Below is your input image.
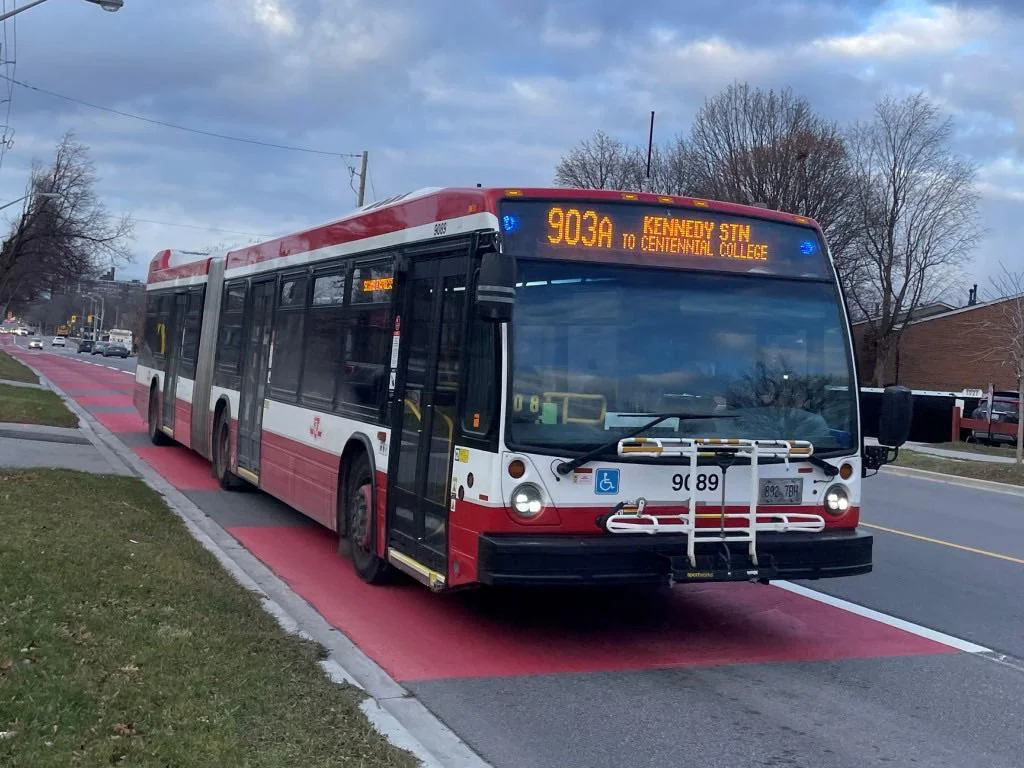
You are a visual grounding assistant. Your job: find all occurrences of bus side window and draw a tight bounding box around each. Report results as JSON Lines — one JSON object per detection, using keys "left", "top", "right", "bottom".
{"left": 216, "top": 282, "right": 246, "bottom": 373}
{"left": 462, "top": 318, "right": 497, "bottom": 436}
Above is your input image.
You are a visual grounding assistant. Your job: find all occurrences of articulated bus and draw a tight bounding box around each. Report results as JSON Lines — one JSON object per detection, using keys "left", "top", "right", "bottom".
{"left": 136, "top": 187, "right": 912, "bottom": 592}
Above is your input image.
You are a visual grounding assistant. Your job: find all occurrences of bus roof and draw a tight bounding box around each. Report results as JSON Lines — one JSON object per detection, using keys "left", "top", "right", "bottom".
{"left": 147, "top": 187, "right": 824, "bottom": 284}
{"left": 146, "top": 248, "right": 217, "bottom": 287}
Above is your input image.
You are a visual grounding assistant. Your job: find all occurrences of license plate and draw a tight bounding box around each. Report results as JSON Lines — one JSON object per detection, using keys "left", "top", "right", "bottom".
{"left": 758, "top": 478, "right": 803, "bottom": 505}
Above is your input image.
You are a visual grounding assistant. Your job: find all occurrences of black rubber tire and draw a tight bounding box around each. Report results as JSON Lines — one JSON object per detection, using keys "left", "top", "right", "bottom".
{"left": 344, "top": 453, "right": 390, "bottom": 584}
{"left": 212, "top": 414, "right": 244, "bottom": 491}
{"left": 147, "top": 387, "right": 171, "bottom": 446}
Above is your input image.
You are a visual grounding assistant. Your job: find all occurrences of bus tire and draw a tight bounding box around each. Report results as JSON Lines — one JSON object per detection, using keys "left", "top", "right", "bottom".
{"left": 212, "top": 414, "right": 243, "bottom": 491}
{"left": 344, "top": 452, "right": 390, "bottom": 584}
{"left": 147, "top": 387, "right": 171, "bottom": 446}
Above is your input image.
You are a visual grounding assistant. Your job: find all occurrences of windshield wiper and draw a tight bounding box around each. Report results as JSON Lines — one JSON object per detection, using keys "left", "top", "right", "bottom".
{"left": 554, "top": 412, "right": 737, "bottom": 476}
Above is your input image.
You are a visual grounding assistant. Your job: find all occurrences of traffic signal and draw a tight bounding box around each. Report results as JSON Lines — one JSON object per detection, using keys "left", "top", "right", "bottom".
{"left": 87, "top": 314, "right": 93, "bottom": 324}
{"left": 70, "top": 315, "right": 77, "bottom": 323}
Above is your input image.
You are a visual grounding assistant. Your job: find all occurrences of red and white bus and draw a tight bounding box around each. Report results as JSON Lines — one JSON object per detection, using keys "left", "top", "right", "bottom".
{"left": 135, "top": 186, "right": 912, "bottom": 591}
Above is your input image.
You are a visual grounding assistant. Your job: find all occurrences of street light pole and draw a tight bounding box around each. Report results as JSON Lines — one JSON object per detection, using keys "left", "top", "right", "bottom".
{"left": 0, "top": 0, "right": 124, "bottom": 23}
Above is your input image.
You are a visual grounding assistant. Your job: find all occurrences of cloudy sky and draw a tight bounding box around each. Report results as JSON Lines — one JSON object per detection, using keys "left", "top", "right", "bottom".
{"left": 0, "top": 0, "right": 1020, "bottom": 294}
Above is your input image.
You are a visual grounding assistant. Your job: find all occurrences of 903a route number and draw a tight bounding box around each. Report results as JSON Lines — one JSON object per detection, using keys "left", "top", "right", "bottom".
{"left": 672, "top": 471, "right": 720, "bottom": 493}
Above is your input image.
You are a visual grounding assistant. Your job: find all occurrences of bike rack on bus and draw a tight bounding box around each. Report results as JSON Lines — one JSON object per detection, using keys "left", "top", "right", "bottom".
{"left": 602, "top": 437, "right": 826, "bottom": 569}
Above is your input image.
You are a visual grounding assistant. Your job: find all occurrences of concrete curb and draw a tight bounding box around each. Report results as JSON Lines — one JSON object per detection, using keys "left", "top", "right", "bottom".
{"left": 882, "top": 464, "right": 1024, "bottom": 498}
{"left": 0, "top": 377, "right": 46, "bottom": 389}
{"left": 12, "top": 350, "right": 491, "bottom": 768}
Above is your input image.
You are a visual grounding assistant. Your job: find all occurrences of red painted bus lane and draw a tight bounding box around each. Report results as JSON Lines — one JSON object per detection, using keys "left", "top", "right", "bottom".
{"left": 229, "top": 523, "right": 956, "bottom": 683}
{"left": 9, "top": 347, "right": 960, "bottom": 686}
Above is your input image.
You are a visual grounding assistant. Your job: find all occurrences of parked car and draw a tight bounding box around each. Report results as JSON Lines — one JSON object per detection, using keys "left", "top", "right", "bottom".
{"left": 51, "top": 336, "right": 66, "bottom": 347}
{"left": 969, "top": 396, "right": 1020, "bottom": 445}
{"left": 102, "top": 341, "right": 130, "bottom": 358}
{"left": 27, "top": 337, "right": 43, "bottom": 350}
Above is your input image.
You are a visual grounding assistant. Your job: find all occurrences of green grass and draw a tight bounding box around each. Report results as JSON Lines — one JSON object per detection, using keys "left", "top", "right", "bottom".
{"left": 0, "top": 384, "right": 78, "bottom": 428}
{"left": 0, "top": 470, "right": 417, "bottom": 768}
{"left": 893, "top": 449, "right": 1024, "bottom": 487}
{"left": 0, "top": 350, "right": 37, "bottom": 384}
{"left": 929, "top": 440, "right": 1020, "bottom": 457}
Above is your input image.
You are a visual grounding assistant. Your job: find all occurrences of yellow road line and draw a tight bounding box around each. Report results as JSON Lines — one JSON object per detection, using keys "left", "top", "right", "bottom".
{"left": 862, "top": 522, "right": 1024, "bottom": 565}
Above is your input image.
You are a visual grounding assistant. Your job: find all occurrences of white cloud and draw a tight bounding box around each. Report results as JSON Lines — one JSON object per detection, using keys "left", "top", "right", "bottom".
{"left": 812, "top": 4, "right": 999, "bottom": 59}
{"left": 249, "top": 0, "right": 298, "bottom": 36}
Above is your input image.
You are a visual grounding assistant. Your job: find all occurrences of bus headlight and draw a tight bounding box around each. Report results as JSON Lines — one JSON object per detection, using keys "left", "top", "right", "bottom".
{"left": 510, "top": 483, "right": 544, "bottom": 518}
{"left": 823, "top": 483, "right": 850, "bottom": 516}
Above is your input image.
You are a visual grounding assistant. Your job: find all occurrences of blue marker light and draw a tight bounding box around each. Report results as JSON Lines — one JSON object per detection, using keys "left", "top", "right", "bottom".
{"left": 502, "top": 214, "right": 520, "bottom": 233}
{"left": 800, "top": 240, "right": 817, "bottom": 255}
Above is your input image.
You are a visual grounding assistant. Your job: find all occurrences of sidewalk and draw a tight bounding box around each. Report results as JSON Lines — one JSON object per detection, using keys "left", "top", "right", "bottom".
{"left": 866, "top": 437, "right": 1017, "bottom": 464}
{"left": 0, "top": 373, "right": 134, "bottom": 476}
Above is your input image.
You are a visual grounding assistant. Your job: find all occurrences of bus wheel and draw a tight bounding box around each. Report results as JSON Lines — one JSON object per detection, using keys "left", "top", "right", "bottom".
{"left": 147, "top": 388, "right": 170, "bottom": 446}
{"left": 345, "top": 454, "right": 390, "bottom": 584}
{"left": 212, "top": 415, "right": 243, "bottom": 491}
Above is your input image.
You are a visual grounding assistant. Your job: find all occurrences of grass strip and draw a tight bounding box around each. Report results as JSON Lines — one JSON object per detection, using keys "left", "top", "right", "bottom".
{"left": 0, "top": 350, "right": 37, "bottom": 384}
{"left": 0, "top": 469, "right": 417, "bottom": 768}
{"left": 0, "top": 384, "right": 78, "bottom": 428}
{"left": 928, "top": 440, "right": 1021, "bottom": 458}
{"left": 894, "top": 449, "right": 1024, "bottom": 487}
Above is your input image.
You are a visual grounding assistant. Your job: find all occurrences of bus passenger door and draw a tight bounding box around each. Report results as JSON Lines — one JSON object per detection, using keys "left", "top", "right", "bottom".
{"left": 387, "top": 255, "right": 467, "bottom": 584}
{"left": 161, "top": 292, "right": 188, "bottom": 432}
{"left": 236, "top": 278, "right": 275, "bottom": 479}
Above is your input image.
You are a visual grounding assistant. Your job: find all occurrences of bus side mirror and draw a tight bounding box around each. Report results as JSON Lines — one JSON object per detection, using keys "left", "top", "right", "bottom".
{"left": 476, "top": 251, "right": 515, "bottom": 323}
{"left": 878, "top": 385, "right": 913, "bottom": 448}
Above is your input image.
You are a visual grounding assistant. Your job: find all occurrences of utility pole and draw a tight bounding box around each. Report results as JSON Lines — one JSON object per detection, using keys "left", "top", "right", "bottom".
{"left": 645, "top": 110, "right": 655, "bottom": 182}
{"left": 356, "top": 150, "right": 368, "bottom": 206}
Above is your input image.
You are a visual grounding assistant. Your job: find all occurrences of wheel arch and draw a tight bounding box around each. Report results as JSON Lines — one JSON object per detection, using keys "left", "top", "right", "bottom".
{"left": 336, "top": 433, "right": 379, "bottom": 537}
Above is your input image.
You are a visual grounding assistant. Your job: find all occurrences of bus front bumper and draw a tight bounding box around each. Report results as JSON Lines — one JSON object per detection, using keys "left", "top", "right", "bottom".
{"left": 476, "top": 529, "right": 872, "bottom": 587}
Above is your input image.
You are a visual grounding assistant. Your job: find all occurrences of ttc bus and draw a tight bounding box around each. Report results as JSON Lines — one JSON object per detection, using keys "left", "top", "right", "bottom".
{"left": 135, "top": 187, "right": 911, "bottom": 591}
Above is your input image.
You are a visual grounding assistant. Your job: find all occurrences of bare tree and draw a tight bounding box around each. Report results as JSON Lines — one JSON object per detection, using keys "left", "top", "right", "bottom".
{"left": 0, "top": 131, "right": 134, "bottom": 317}
{"left": 681, "top": 82, "right": 858, "bottom": 265}
{"left": 553, "top": 129, "right": 648, "bottom": 191}
{"left": 969, "top": 264, "right": 1024, "bottom": 463}
{"left": 845, "top": 92, "right": 980, "bottom": 386}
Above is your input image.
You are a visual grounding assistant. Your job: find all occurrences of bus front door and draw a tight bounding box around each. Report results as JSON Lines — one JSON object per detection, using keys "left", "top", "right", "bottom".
{"left": 161, "top": 292, "right": 188, "bottom": 432}
{"left": 236, "top": 279, "right": 275, "bottom": 481}
{"left": 388, "top": 254, "right": 467, "bottom": 586}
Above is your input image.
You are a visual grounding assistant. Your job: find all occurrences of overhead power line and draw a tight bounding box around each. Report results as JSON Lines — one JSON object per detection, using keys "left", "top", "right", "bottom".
{"left": 0, "top": 74, "right": 361, "bottom": 158}
{"left": 131, "top": 217, "right": 272, "bottom": 238}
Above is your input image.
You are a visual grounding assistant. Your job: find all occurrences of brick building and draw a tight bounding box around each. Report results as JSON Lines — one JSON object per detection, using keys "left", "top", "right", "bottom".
{"left": 852, "top": 296, "right": 1023, "bottom": 392}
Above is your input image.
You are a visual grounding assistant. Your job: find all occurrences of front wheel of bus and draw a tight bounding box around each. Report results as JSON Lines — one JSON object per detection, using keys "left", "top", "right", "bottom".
{"left": 345, "top": 455, "right": 390, "bottom": 584}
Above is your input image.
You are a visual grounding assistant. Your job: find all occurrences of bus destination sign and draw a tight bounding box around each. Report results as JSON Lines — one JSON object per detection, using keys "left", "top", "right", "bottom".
{"left": 499, "top": 200, "right": 830, "bottom": 279}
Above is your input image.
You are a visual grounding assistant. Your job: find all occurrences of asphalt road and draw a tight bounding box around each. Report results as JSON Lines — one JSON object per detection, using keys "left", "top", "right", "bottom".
{"left": 7, "top": 341, "right": 1024, "bottom": 768}
{"left": 807, "top": 472, "right": 1024, "bottom": 661}
{"left": 11, "top": 336, "right": 137, "bottom": 373}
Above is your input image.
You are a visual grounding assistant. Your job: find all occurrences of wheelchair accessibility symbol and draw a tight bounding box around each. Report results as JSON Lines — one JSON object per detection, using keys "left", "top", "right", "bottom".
{"left": 594, "top": 468, "right": 620, "bottom": 495}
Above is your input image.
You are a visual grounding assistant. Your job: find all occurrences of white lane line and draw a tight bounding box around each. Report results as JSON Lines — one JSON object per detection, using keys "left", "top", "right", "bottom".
{"left": 774, "top": 580, "right": 991, "bottom": 653}
{"left": 107, "top": 366, "right": 120, "bottom": 371}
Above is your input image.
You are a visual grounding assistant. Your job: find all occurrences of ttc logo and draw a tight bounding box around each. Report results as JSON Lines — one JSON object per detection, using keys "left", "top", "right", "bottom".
{"left": 594, "top": 468, "right": 620, "bottom": 495}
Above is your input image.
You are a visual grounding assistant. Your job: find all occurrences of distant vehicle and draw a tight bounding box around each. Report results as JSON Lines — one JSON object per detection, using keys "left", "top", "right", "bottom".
{"left": 51, "top": 336, "right": 66, "bottom": 347}
{"left": 102, "top": 341, "right": 130, "bottom": 358}
{"left": 91, "top": 341, "right": 109, "bottom": 356}
{"left": 28, "top": 338, "right": 43, "bottom": 350}
{"left": 107, "top": 328, "right": 133, "bottom": 349}
{"left": 77, "top": 339, "right": 94, "bottom": 353}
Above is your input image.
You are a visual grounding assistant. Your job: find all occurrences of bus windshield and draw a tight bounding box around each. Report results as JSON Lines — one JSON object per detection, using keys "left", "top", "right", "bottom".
{"left": 507, "top": 260, "right": 858, "bottom": 455}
